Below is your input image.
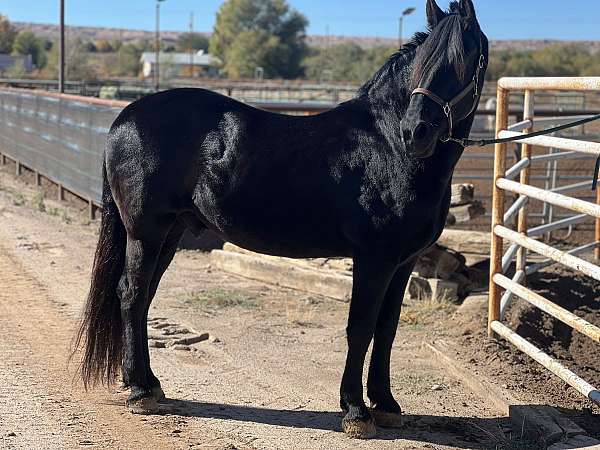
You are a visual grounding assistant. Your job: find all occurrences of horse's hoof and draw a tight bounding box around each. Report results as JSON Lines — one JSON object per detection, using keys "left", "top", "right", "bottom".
{"left": 342, "top": 416, "right": 377, "bottom": 439}
{"left": 127, "top": 396, "right": 159, "bottom": 415}
{"left": 371, "top": 409, "right": 403, "bottom": 428}
{"left": 152, "top": 385, "right": 166, "bottom": 403}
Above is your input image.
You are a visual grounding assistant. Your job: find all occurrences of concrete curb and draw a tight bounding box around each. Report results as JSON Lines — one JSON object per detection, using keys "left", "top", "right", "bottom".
{"left": 424, "top": 340, "right": 600, "bottom": 448}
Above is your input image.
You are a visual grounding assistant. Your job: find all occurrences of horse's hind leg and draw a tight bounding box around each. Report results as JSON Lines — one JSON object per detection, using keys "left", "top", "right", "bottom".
{"left": 367, "top": 261, "right": 415, "bottom": 428}
{"left": 119, "top": 226, "right": 170, "bottom": 414}
{"left": 143, "top": 220, "right": 188, "bottom": 402}
{"left": 340, "top": 253, "right": 398, "bottom": 439}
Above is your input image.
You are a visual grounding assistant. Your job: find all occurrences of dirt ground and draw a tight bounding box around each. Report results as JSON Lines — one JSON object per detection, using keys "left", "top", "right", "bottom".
{"left": 0, "top": 162, "right": 590, "bottom": 450}
{"left": 449, "top": 264, "right": 600, "bottom": 440}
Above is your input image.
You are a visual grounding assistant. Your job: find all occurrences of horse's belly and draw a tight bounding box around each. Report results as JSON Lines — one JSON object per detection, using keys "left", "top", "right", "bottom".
{"left": 193, "top": 196, "right": 351, "bottom": 258}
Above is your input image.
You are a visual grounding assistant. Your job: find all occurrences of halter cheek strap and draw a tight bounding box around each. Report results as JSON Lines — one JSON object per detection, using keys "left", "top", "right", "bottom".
{"left": 411, "top": 54, "right": 486, "bottom": 143}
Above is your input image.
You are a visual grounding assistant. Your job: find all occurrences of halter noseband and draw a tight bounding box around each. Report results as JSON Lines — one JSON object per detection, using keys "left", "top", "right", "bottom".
{"left": 411, "top": 52, "right": 486, "bottom": 145}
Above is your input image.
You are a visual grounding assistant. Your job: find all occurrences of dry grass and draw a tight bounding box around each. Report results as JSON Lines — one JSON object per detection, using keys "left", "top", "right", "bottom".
{"left": 183, "top": 289, "right": 259, "bottom": 311}
{"left": 400, "top": 291, "right": 458, "bottom": 326}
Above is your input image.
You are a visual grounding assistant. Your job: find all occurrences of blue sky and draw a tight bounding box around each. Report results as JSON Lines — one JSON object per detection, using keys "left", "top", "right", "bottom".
{"left": 2, "top": 0, "right": 600, "bottom": 40}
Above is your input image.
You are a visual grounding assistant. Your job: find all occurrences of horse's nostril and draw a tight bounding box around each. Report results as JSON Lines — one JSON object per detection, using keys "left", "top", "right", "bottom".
{"left": 413, "top": 122, "right": 430, "bottom": 141}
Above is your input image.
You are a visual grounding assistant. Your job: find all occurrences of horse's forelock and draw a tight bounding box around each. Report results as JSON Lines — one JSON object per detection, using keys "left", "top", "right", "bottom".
{"left": 410, "top": 14, "right": 467, "bottom": 89}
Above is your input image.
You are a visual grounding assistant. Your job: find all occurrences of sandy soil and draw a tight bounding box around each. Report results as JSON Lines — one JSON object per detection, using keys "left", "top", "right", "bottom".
{"left": 0, "top": 163, "right": 532, "bottom": 449}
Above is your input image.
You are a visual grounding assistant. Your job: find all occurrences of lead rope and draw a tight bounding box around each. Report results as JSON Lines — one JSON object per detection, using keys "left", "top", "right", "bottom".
{"left": 593, "top": 155, "right": 600, "bottom": 191}
{"left": 451, "top": 113, "right": 600, "bottom": 192}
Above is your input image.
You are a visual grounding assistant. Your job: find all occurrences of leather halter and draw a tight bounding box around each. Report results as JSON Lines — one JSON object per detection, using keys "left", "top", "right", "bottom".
{"left": 411, "top": 53, "right": 486, "bottom": 144}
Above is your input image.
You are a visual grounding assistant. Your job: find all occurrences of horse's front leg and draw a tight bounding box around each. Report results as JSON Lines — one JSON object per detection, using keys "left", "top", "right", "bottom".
{"left": 340, "top": 253, "right": 398, "bottom": 439}
{"left": 367, "top": 260, "right": 415, "bottom": 428}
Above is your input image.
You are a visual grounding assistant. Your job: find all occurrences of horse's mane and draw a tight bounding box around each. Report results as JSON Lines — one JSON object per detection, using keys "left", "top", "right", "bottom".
{"left": 358, "top": 1, "right": 468, "bottom": 99}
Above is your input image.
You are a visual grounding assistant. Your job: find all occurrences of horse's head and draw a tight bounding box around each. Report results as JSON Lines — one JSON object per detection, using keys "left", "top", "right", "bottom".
{"left": 402, "top": 0, "right": 488, "bottom": 158}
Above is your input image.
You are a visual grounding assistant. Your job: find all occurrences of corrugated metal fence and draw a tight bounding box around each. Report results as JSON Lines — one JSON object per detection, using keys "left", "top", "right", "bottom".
{"left": 0, "top": 88, "right": 125, "bottom": 205}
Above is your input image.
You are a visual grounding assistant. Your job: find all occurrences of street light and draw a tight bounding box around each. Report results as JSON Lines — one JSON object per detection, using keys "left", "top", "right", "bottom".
{"left": 399, "top": 7, "right": 416, "bottom": 49}
{"left": 155, "top": 0, "right": 166, "bottom": 91}
{"left": 59, "top": 0, "right": 65, "bottom": 93}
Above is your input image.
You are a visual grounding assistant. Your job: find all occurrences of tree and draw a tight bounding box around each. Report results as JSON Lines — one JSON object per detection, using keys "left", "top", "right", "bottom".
{"left": 104, "top": 41, "right": 149, "bottom": 77}
{"left": 210, "top": 0, "right": 308, "bottom": 79}
{"left": 177, "top": 33, "right": 209, "bottom": 53}
{"left": 12, "top": 30, "right": 47, "bottom": 69}
{"left": 96, "top": 40, "right": 115, "bottom": 53}
{"left": 45, "top": 38, "right": 96, "bottom": 80}
{"left": 0, "top": 15, "right": 17, "bottom": 54}
{"left": 303, "top": 44, "right": 395, "bottom": 83}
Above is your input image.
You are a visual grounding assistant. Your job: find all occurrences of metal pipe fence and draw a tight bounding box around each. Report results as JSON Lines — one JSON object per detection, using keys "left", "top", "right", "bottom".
{"left": 488, "top": 76, "right": 600, "bottom": 407}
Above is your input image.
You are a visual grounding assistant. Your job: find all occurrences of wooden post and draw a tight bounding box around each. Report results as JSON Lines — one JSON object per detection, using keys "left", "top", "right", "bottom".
{"left": 488, "top": 86, "right": 510, "bottom": 337}
{"left": 516, "top": 90, "right": 534, "bottom": 275}
{"left": 15, "top": 160, "right": 21, "bottom": 176}
{"left": 88, "top": 200, "right": 96, "bottom": 221}
{"left": 35, "top": 171, "right": 42, "bottom": 186}
{"left": 0, "top": 153, "right": 5, "bottom": 165}
{"left": 58, "top": 184, "right": 65, "bottom": 201}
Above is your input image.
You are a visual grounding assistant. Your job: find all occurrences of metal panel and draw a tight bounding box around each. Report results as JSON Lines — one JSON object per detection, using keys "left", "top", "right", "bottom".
{"left": 0, "top": 89, "right": 122, "bottom": 203}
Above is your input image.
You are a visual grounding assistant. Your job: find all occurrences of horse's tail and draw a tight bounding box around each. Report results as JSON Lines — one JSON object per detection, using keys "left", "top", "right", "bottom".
{"left": 73, "top": 161, "right": 126, "bottom": 388}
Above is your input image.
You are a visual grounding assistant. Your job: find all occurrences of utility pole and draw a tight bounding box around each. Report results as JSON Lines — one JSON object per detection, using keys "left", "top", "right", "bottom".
{"left": 189, "top": 11, "right": 194, "bottom": 78}
{"left": 59, "top": 0, "right": 65, "bottom": 93}
{"left": 155, "top": 0, "right": 165, "bottom": 91}
{"left": 399, "top": 7, "right": 416, "bottom": 48}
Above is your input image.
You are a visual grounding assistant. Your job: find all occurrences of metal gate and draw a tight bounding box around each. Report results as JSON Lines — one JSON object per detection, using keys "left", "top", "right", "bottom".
{"left": 488, "top": 77, "right": 600, "bottom": 406}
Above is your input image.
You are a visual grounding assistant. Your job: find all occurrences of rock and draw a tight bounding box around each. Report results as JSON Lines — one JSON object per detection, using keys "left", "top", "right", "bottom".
{"left": 429, "top": 279, "right": 459, "bottom": 302}
{"left": 450, "top": 183, "right": 475, "bottom": 206}
{"left": 172, "top": 345, "right": 191, "bottom": 351}
{"left": 172, "top": 333, "right": 209, "bottom": 346}
{"left": 162, "top": 327, "right": 191, "bottom": 336}
{"left": 431, "top": 384, "right": 444, "bottom": 391}
{"left": 455, "top": 294, "right": 488, "bottom": 321}
{"left": 408, "top": 275, "right": 432, "bottom": 299}
{"left": 7, "top": 432, "right": 16, "bottom": 437}
{"left": 210, "top": 336, "right": 222, "bottom": 344}
{"left": 149, "top": 340, "right": 166, "bottom": 349}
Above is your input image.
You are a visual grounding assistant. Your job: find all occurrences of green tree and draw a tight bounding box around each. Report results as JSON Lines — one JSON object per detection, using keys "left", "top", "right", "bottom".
{"left": 0, "top": 15, "right": 17, "bottom": 53}
{"left": 177, "top": 33, "right": 209, "bottom": 52}
{"left": 105, "top": 41, "right": 148, "bottom": 77}
{"left": 303, "top": 44, "right": 395, "bottom": 82}
{"left": 12, "top": 30, "right": 47, "bottom": 68}
{"left": 210, "top": 0, "right": 308, "bottom": 79}
{"left": 46, "top": 38, "right": 96, "bottom": 80}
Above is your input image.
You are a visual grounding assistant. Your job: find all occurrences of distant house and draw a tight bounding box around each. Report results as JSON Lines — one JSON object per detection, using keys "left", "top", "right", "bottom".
{"left": 0, "top": 54, "right": 34, "bottom": 75}
{"left": 140, "top": 51, "right": 221, "bottom": 79}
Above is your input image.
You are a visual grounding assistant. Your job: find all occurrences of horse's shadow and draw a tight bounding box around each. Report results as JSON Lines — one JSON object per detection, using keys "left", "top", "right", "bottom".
{"left": 158, "top": 399, "right": 518, "bottom": 448}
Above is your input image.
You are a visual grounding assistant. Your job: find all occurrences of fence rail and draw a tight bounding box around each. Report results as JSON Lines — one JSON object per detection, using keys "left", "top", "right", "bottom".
{"left": 488, "top": 76, "right": 600, "bottom": 407}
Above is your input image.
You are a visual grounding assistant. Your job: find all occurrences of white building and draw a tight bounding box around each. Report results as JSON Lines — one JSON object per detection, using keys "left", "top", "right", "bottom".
{"left": 0, "top": 54, "right": 34, "bottom": 74}
{"left": 140, "top": 51, "right": 221, "bottom": 79}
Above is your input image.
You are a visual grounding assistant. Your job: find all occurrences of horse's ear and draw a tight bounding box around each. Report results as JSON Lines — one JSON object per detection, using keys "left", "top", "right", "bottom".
{"left": 459, "top": 0, "right": 477, "bottom": 21}
{"left": 426, "top": 0, "right": 445, "bottom": 28}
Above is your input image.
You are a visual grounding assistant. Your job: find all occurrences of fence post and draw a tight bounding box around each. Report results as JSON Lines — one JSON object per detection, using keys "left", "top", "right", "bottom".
{"left": 58, "top": 184, "right": 65, "bottom": 201}
{"left": 488, "top": 85, "right": 510, "bottom": 337}
{"left": 15, "top": 159, "right": 21, "bottom": 176}
{"left": 516, "top": 90, "right": 534, "bottom": 275}
{"left": 88, "top": 200, "right": 96, "bottom": 221}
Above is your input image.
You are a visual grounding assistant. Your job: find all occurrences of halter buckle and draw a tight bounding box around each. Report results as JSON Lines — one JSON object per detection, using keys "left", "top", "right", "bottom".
{"left": 478, "top": 54, "right": 485, "bottom": 69}
{"left": 443, "top": 104, "right": 451, "bottom": 117}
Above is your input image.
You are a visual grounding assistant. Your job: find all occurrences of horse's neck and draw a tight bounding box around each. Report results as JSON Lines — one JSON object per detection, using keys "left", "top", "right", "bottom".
{"left": 362, "top": 56, "right": 473, "bottom": 197}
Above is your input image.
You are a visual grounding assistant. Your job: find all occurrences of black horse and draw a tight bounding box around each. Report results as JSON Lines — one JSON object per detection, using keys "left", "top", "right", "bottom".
{"left": 75, "top": 0, "right": 488, "bottom": 439}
